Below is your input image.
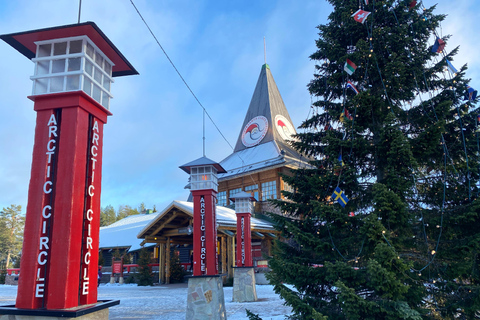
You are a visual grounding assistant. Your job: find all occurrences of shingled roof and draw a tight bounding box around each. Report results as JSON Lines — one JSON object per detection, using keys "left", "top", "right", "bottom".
{"left": 219, "top": 64, "right": 308, "bottom": 180}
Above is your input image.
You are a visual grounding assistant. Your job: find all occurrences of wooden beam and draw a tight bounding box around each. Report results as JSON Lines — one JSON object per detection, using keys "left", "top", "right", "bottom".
{"left": 166, "top": 237, "right": 171, "bottom": 284}
{"left": 159, "top": 243, "right": 165, "bottom": 284}
{"left": 221, "top": 236, "right": 227, "bottom": 276}
{"left": 151, "top": 211, "right": 178, "bottom": 236}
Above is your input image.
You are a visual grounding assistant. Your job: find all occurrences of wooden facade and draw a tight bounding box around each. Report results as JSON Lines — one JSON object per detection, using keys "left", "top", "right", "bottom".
{"left": 137, "top": 201, "right": 278, "bottom": 284}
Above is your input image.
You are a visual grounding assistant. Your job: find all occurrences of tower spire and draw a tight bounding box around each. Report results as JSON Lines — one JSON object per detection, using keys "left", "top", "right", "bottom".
{"left": 263, "top": 36, "right": 266, "bottom": 64}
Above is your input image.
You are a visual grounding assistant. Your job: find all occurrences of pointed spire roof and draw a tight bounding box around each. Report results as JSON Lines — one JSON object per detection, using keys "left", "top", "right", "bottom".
{"left": 218, "top": 64, "right": 309, "bottom": 181}
{"left": 233, "top": 64, "right": 297, "bottom": 152}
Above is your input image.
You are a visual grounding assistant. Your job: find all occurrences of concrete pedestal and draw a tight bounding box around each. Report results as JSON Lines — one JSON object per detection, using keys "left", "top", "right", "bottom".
{"left": 0, "top": 300, "right": 118, "bottom": 320}
{"left": 232, "top": 267, "right": 257, "bottom": 302}
{"left": 186, "top": 276, "right": 226, "bottom": 320}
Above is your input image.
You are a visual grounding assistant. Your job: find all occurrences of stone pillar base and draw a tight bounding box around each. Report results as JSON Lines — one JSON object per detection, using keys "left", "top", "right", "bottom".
{"left": 0, "top": 300, "right": 118, "bottom": 320}
{"left": 233, "top": 267, "right": 257, "bottom": 302}
{"left": 186, "top": 276, "right": 226, "bottom": 320}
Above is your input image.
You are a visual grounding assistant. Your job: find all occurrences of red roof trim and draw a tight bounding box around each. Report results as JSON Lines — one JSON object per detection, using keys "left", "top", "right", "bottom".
{"left": 0, "top": 21, "right": 138, "bottom": 77}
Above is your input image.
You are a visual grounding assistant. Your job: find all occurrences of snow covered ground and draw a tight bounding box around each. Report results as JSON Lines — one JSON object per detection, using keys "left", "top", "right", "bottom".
{"left": 0, "top": 283, "right": 292, "bottom": 319}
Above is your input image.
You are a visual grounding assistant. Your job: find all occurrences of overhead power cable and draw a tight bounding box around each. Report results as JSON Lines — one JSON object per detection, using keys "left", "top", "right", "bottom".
{"left": 129, "top": 0, "right": 235, "bottom": 152}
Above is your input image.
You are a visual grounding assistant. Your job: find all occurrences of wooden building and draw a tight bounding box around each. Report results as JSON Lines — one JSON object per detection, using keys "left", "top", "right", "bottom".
{"left": 101, "top": 64, "right": 307, "bottom": 284}
{"left": 137, "top": 200, "right": 277, "bottom": 283}
{"left": 217, "top": 64, "right": 309, "bottom": 214}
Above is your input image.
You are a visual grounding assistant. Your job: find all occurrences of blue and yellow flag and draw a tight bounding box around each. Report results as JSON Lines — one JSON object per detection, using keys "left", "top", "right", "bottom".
{"left": 332, "top": 187, "right": 349, "bottom": 207}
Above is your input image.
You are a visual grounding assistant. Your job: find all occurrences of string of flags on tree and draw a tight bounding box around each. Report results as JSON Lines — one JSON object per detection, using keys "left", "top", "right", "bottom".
{"left": 351, "top": 9, "right": 371, "bottom": 24}
{"left": 346, "top": 81, "right": 359, "bottom": 94}
{"left": 445, "top": 58, "right": 458, "bottom": 75}
{"left": 431, "top": 37, "right": 446, "bottom": 53}
{"left": 329, "top": 0, "right": 479, "bottom": 214}
{"left": 332, "top": 187, "right": 349, "bottom": 207}
{"left": 344, "top": 59, "right": 357, "bottom": 75}
{"left": 465, "top": 85, "right": 478, "bottom": 101}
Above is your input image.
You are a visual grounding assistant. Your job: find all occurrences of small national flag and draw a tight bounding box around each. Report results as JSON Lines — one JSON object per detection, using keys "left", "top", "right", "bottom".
{"left": 477, "top": 114, "right": 480, "bottom": 123}
{"left": 338, "top": 154, "right": 344, "bottom": 166}
{"left": 339, "top": 111, "right": 345, "bottom": 123}
{"left": 349, "top": 212, "right": 355, "bottom": 217}
{"left": 351, "top": 9, "right": 371, "bottom": 24}
{"left": 408, "top": 0, "right": 417, "bottom": 9}
{"left": 332, "top": 187, "right": 349, "bottom": 207}
{"left": 364, "top": 0, "right": 369, "bottom": 4}
{"left": 344, "top": 108, "right": 353, "bottom": 120}
{"left": 344, "top": 59, "right": 357, "bottom": 75}
{"left": 431, "top": 37, "right": 446, "bottom": 53}
{"left": 465, "top": 86, "right": 478, "bottom": 101}
{"left": 346, "top": 81, "right": 359, "bottom": 94}
{"left": 324, "top": 123, "right": 333, "bottom": 131}
{"left": 446, "top": 58, "right": 458, "bottom": 75}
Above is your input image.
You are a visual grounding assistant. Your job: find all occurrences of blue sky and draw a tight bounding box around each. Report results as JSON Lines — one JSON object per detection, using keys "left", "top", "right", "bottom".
{"left": 0, "top": 0, "right": 478, "bottom": 213}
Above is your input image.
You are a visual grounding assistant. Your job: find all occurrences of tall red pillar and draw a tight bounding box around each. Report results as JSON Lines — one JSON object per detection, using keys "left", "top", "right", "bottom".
{"left": 1, "top": 22, "right": 137, "bottom": 310}
{"left": 230, "top": 192, "right": 255, "bottom": 267}
{"left": 180, "top": 157, "right": 226, "bottom": 276}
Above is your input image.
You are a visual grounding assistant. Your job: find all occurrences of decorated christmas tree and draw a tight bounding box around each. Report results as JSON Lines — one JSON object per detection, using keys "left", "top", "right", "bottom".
{"left": 266, "top": 0, "right": 480, "bottom": 319}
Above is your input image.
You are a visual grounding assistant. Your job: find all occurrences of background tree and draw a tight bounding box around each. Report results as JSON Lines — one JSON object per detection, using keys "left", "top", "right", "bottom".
{"left": 0, "top": 205, "right": 25, "bottom": 269}
{"left": 100, "top": 205, "right": 116, "bottom": 227}
{"left": 266, "top": 1, "right": 479, "bottom": 319}
{"left": 116, "top": 205, "right": 140, "bottom": 221}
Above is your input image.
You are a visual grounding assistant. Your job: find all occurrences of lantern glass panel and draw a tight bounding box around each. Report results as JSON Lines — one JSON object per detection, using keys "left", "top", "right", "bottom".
{"left": 34, "top": 78, "right": 48, "bottom": 94}
{"left": 36, "top": 60, "right": 50, "bottom": 75}
{"left": 68, "top": 58, "right": 81, "bottom": 71}
{"left": 53, "top": 42, "right": 67, "bottom": 56}
{"left": 38, "top": 44, "right": 51, "bottom": 57}
{"left": 52, "top": 59, "right": 66, "bottom": 73}
{"left": 66, "top": 75, "right": 80, "bottom": 91}
{"left": 50, "top": 76, "right": 64, "bottom": 92}
{"left": 69, "top": 40, "right": 83, "bottom": 54}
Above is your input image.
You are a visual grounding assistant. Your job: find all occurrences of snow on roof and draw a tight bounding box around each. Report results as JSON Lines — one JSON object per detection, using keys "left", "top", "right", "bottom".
{"left": 172, "top": 200, "right": 275, "bottom": 230}
{"left": 99, "top": 213, "right": 159, "bottom": 252}
{"left": 218, "top": 141, "right": 284, "bottom": 179}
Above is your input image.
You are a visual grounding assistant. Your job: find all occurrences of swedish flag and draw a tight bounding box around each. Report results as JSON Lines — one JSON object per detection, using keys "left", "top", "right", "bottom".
{"left": 332, "top": 187, "right": 349, "bottom": 207}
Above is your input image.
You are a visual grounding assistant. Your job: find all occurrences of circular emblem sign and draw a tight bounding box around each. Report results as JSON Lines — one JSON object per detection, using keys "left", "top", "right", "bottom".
{"left": 241, "top": 116, "right": 269, "bottom": 147}
{"left": 275, "top": 115, "right": 296, "bottom": 141}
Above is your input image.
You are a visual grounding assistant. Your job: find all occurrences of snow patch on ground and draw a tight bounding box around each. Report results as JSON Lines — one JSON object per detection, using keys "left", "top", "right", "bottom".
{"left": 0, "top": 283, "right": 292, "bottom": 319}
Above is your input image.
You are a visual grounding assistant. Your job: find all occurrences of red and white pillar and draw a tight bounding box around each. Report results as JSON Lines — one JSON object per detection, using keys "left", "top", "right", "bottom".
{"left": 180, "top": 157, "right": 226, "bottom": 276}
{"left": 1, "top": 22, "right": 137, "bottom": 310}
{"left": 230, "top": 191, "right": 255, "bottom": 267}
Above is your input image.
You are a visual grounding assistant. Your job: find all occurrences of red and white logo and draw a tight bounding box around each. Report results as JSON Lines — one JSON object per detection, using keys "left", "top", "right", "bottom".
{"left": 275, "top": 115, "right": 296, "bottom": 141}
{"left": 241, "top": 116, "right": 268, "bottom": 147}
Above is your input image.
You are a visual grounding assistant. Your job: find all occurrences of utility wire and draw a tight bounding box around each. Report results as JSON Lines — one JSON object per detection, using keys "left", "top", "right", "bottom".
{"left": 129, "top": 0, "right": 235, "bottom": 152}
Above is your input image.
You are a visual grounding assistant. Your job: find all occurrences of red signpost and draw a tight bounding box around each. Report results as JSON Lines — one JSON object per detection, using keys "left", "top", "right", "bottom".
{"left": 180, "top": 157, "right": 226, "bottom": 276}
{"left": 230, "top": 191, "right": 256, "bottom": 267}
{"left": 1, "top": 22, "right": 137, "bottom": 311}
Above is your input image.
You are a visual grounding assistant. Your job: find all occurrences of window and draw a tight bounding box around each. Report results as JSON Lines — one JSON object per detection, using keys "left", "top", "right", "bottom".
{"left": 229, "top": 188, "right": 242, "bottom": 197}
{"left": 261, "top": 181, "right": 277, "bottom": 201}
{"left": 245, "top": 184, "right": 259, "bottom": 201}
{"left": 217, "top": 191, "right": 227, "bottom": 206}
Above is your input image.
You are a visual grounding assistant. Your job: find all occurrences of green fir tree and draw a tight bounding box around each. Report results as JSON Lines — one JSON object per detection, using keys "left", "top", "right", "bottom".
{"left": 267, "top": 1, "right": 480, "bottom": 319}
{"left": 169, "top": 250, "right": 186, "bottom": 283}
{"left": 136, "top": 247, "right": 153, "bottom": 286}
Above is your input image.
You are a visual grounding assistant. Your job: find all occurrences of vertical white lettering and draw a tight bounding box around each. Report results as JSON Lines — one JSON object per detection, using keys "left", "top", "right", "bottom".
{"left": 43, "top": 181, "right": 53, "bottom": 194}
{"left": 39, "top": 237, "right": 49, "bottom": 250}
{"left": 47, "top": 114, "right": 57, "bottom": 126}
{"left": 35, "top": 284, "right": 45, "bottom": 297}
{"left": 86, "top": 237, "right": 93, "bottom": 250}
{"left": 42, "top": 205, "right": 52, "bottom": 218}
{"left": 82, "top": 282, "right": 89, "bottom": 295}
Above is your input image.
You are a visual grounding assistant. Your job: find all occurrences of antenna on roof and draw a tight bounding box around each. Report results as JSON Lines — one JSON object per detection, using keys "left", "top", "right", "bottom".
{"left": 263, "top": 36, "right": 266, "bottom": 64}
{"left": 78, "top": 0, "right": 82, "bottom": 23}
